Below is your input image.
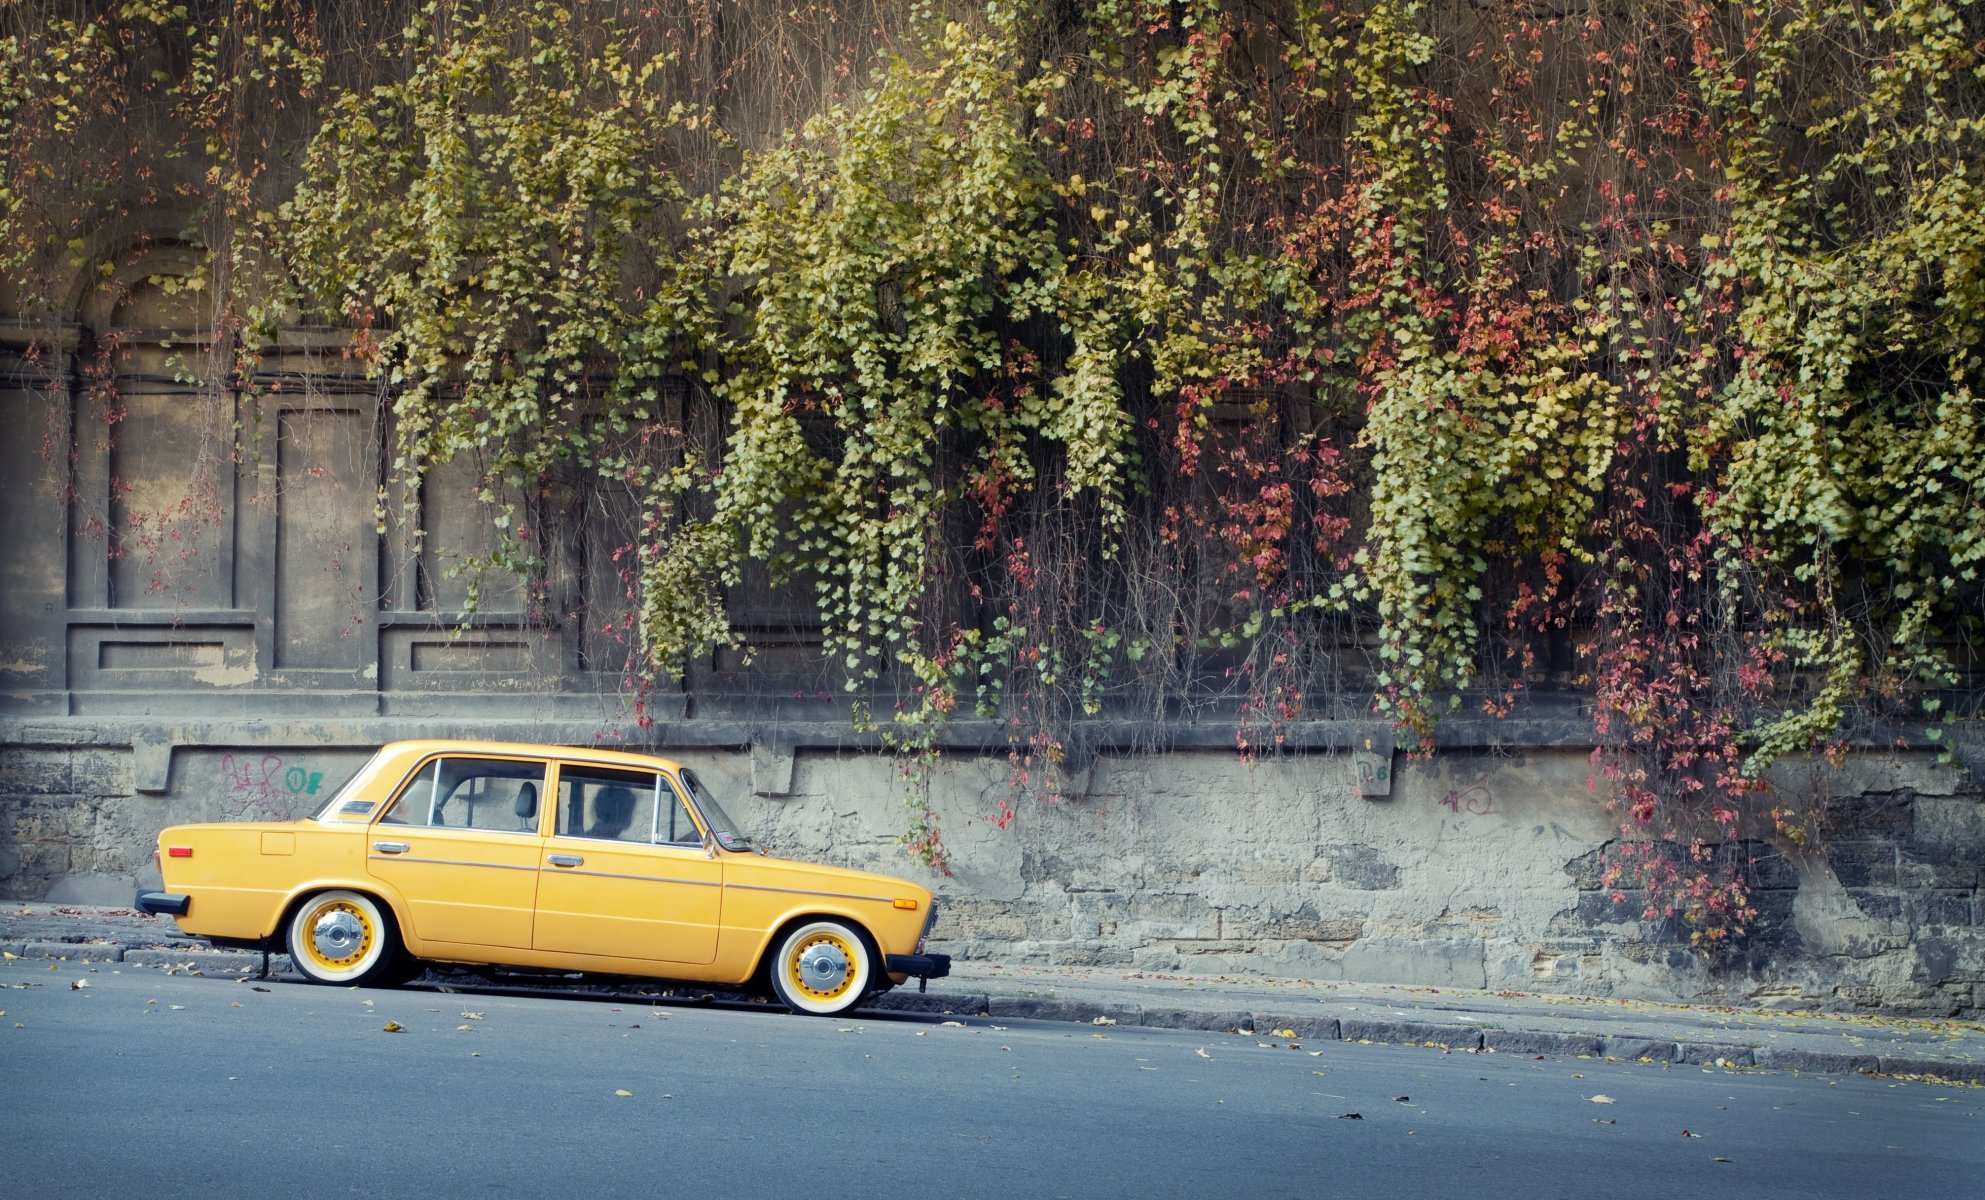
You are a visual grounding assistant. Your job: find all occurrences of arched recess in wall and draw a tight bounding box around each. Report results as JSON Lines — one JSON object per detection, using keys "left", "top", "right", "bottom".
{"left": 59, "top": 236, "right": 265, "bottom": 707}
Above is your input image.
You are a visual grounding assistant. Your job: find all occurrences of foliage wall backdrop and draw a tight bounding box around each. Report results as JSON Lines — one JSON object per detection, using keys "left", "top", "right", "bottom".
{"left": 4, "top": 0, "right": 1981, "bottom": 944}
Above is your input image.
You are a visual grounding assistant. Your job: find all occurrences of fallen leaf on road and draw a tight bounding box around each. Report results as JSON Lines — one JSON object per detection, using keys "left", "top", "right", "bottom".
{"left": 252, "top": 986, "right": 269, "bottom": 993}
{"left": 941, "top": 1020, "right": 966, "bottom": 1027}
{"left": 381, "top": 1021, "right": 403, "bottom": 1032}
{"left": 69, "top": 979, "right": 88, "bottom": 990}
{"left": 457, "top": 1025, "right": 475, "bottom": 1032}
{"left": 614, "top": 1089, "right": 633, "bottom": 1097}
{"left": 1713, "top": 1158, "right": 1731, "bottom": 1164}
{"left": 169, "top": 1005, "right": 184, "bottom": 1010}
{"left": 1273, "top": 1028, "right": 1298, "bottom": 1038}
{"left": 230, "top": 1002, "right": 242, "bottom": 1008}
{"left": 1338, "top": 1113, "right": 1363, "bottom": 1120}
{"left": 1589, "top": 1095, "right": 1616, "bottom": 1104}
{"left": 1092, "top": 1016, "right": 1117, "bottom": 1026}
{"left": 460, "top": 1011, "right": 484, "bottom": 1020}
{"left": 1682, "top": 1130, "right": 1700, "bottom": 1138}
{"left": 1195, "top": 1047, "right": 1212, "bottom": 1059}
{"left": 1394, "top": 1096, "right": 1411, "bottom": 1103}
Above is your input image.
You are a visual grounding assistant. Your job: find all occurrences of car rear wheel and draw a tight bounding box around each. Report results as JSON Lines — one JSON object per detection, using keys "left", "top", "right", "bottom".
{"left": 287, "top": 890, "right": 400, "bottom": 986}
{"left": 768, "top": 919, "right": 873, "bottom": 1016}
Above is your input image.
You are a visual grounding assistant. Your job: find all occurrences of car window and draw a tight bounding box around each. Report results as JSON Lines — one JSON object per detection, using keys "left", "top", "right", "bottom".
{"left": 558, "top": 765, "right": 701, "bottom": 846}
{"left": 378, "top": 758, "right": 546, "bottom": 834}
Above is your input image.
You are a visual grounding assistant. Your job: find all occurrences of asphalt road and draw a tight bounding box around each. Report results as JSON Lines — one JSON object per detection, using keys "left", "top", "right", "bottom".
{"left": 3, "top": 959, "right": 1978, "bottom": 1200}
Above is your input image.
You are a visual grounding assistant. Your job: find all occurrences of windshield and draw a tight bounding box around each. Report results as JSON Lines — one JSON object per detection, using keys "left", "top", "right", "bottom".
{"left": 680, "top": 769, "right": 753, "bottom": 852}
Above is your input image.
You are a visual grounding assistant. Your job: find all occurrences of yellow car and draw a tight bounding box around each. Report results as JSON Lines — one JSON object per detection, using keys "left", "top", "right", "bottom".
{"left": 136, "top": 740, "right": 948, "bottom": 1016}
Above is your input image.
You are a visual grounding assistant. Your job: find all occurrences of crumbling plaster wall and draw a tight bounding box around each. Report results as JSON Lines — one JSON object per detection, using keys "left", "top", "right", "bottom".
{"left": 1, "top": 736, "right": 1978, "bottom": 1017}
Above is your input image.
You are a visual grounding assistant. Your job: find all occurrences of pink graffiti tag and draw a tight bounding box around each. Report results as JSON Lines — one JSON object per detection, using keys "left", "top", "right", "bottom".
{"left": 1439, "top": 785, "right": 1495, "bottom": 816}
{"left": 219, "top": 752, "right": 326, "bottom": 820}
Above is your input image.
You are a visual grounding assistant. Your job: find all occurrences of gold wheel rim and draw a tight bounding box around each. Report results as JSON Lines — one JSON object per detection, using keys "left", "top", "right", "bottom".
{"left": 786, "top": 930, "right": 858, "bottom": 1001}
{"left": 304, "top": 899, "right": 375, "bottom": 970}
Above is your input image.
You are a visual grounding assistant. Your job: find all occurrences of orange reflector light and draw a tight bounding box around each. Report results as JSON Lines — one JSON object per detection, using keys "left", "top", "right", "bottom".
{"left": 893, "top": 898, "right": 919, "bottom": 910}
{"left": 167, "top": 846, "right": 193, "bottom": 858}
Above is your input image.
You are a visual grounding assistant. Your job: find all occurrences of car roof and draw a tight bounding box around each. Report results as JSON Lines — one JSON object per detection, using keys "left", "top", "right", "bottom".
{"left": 377, "top": 739, "right": 690, "bottom": 774}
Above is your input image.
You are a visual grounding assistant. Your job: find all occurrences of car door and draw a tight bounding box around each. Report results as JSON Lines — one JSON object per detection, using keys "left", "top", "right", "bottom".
{"left": 365, "top": 754, "right": 546, "bottom": 948}
{"left": 531, "top": 762, "right": 722, "bottom": 965}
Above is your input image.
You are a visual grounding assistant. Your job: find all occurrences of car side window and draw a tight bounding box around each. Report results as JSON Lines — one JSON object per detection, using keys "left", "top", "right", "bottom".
{"left": 379, "top": 758, "right": 545, "bottom": 834}
{"left": 558, "top": 765, "right": 701, "bottom": 846}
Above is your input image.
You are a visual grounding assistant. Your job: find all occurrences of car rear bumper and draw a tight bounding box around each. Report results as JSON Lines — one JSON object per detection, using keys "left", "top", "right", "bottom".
{"left": 134, "top": 890, "right": 191, "bottom": 917}
{"left": 885, "top": 952, "right": 951, "bottom": 981}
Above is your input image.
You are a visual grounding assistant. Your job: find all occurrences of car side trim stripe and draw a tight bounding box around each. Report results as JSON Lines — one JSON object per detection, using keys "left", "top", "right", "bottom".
{"left": 728, "top": 882, "right": 894, "bottom": 905}
{"left": 366, "top": 855, "right": 536, "bottom": 872}
{"left": 550, "top": 868, "right": 720, "bottom": 887}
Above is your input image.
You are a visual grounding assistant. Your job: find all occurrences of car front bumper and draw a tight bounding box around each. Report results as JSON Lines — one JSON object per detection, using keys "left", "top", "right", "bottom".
{"left": 134, "top": 890, "right": 190, "bottom": 917}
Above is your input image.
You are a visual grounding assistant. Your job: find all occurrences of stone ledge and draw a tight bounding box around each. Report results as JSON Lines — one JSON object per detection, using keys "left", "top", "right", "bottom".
{"left": 1482, "top": 1029, "right": 1606, "bottom": 1058}
{"left": 1252, "top": 1013, "right": 1343, "bottom": 1040}
{"left": 1338, "top": 1017, "right": 1484, "bottom": 1049}
{"left": 23, "top": 940, "right": 124, "bottom": 961}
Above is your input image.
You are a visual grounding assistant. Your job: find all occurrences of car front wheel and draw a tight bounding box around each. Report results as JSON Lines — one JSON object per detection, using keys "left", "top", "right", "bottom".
{"left": 287, "top": 890, "right": 401, "bottom": 986}
{"left": 769, "top": 919, "right": 874, "bottom": 1016}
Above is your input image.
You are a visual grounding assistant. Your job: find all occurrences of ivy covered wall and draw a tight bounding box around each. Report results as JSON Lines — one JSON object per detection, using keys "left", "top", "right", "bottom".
{"left": 2, "top": 0, "right": 1982, "bottom": 954}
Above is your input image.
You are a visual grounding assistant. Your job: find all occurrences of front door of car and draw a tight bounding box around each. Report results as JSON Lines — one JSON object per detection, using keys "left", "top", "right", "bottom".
{"left": 532, "top": 764, "right": 721, "bottom": 965}
{"left": 365, "top": 755, "right": 545, "bottom": 948}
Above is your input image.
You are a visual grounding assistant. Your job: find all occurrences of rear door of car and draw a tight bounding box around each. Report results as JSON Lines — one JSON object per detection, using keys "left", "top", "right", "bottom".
{"left": 365, "top": 753, "right": 546, "bottom": 948}
{"left": 531, "top": 762, "right": 722, "bottom": 965}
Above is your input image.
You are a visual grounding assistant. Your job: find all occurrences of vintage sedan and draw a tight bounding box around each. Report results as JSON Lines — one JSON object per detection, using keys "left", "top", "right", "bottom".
{"left": 136, "top": 740, "right": 948, "bottom": 1015}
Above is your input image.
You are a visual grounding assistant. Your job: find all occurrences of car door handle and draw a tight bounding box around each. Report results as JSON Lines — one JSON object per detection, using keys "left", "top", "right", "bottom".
{"left": 547, "top": 854, "right": 584, "bottom": 867}
{"left": 373, "top": 841, "right": 409, "bottom": 854}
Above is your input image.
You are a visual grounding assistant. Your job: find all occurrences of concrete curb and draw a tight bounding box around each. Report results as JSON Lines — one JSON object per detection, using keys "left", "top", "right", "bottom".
{"left": 12, "top": 937, "right": 1983, "bottom": 1082}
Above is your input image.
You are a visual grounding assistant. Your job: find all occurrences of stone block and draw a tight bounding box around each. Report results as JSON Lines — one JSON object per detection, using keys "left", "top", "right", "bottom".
{"left": 1139, "top": 1007, "right": 1255, "bottom": 1032}
{"left": 1337, "top": 1018, "right": 1482, "bottom": 1049}
{"left": 121, "top": 948, "right": 261, "bottom": 973}
{"left": 1678, "top": 1043, "right": 1756, "bottom": 1066}
{"left": 985, "top": 996, "right": 1141, "bottom": 1026}
{"left": 1876, "top": 1057, "right": 1985, "bottom": 1084}
{"left": 0, "top": 749, "right": 71, "bottom": 795}
{"left": 69, "top": 749, "right": 133, "bottom": 797}
{"left": 24, "top": 940, "right": 124, "bottom": 961}
{"left": 869, "top": 990, "right": 987, "bottom": 1015}
{"left": 1482, "top": 1029, "right": 1605, "bottom": 1058}
{"left": 1305, "top": 845, "right": 1400, "bottom": 890}
{"left": 1046, "top": 943, "right": 1135, "bottom": 967}
{"left": 1927, "top": 893, "right": 1974, "bottom": 928}
{"left": 1251, "top": 1013, "right": 1341, "bottom": 1040}
{"left": 1597, "top": 1037, "right": 1677, "bottom": 1062}
{"left": 1752, "top": 1048, "right": 1878, "bottom": 1074}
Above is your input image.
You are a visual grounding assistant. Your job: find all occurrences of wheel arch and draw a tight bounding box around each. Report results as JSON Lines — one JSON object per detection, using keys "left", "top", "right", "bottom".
{"left": 272, "top": 879, "right": 411, "bottom": 948}
{"left": 751, "top": 909, "right": 883, "bottom": 993}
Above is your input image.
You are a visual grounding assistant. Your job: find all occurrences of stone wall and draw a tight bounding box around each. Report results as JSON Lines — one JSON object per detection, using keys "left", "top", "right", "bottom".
{"left": 2, "top": 725, "right": 1977, "bottom": 1018}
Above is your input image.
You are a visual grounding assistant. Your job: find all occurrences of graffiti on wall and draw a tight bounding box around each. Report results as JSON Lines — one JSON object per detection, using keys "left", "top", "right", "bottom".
{"left": 218, "top": 752, "right": 328, "bottom": 820}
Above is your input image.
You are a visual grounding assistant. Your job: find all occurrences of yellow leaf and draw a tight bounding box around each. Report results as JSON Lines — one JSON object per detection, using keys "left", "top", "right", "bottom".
{"left": 613, "top": 1089, "right": 633, "bottom": 1097}
{"left": 381, "top": 1021, "right": 404, "bottom": 1032}
{"left": 1272, "top": 1028, "right": 1298, "bottom": 1038}
{"left": 458, "top": 1024, "right": 475, "bottom": 1032}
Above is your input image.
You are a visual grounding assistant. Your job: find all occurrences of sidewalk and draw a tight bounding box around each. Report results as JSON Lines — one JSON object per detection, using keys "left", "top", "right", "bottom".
{"left": 7, "top": 902, "right": 1981, "bottom": 1083}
